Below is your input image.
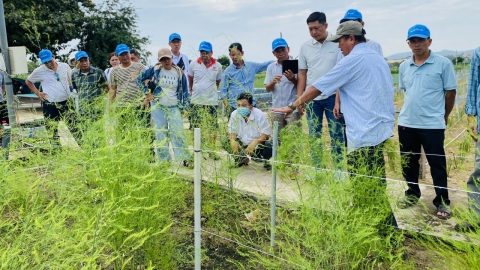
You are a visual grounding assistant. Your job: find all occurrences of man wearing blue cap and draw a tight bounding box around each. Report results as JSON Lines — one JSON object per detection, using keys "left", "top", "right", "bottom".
{"left": 187, "top": 41, "right": 222, "bottom": 127}
{"left": 264, "top": 38, "right": 299, "bottom": 133}
{"left": 26, "top": 49, "right": 73, "bottom": 146}
{"left": 457, "top": 46, "right": 480, "bottom": 231}
{"left": 109, "top": 43, "right": 146, "bottom": 104}
{"left": 169, "top": 33, "right": 189, "bottom": 76}
{"left": 70, "top": 51, "right": 108, "bottom": 144}
{"left": 336, "top": 9, "right": 383, "bottom": 58}
{"left": 272, "top": 21, "right": 397, "bottom": 228}
{"left": 397, "top": 24, "right": 457, "bottom": 220}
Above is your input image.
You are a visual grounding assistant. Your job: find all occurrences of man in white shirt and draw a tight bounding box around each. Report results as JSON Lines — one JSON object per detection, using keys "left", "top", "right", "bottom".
{"left": 26, "top": 49, "right": 73, "bottom": 146}
{"left": 298, "top": 12, "right": 344, "bottom": 168}
{"left": 264, "top": 38, "right": 299, "bottom": 133}
{"left": 224, "top": 92, "right": 272, "bottom": 170}
{"left": 188, "top": 41, "right": 223, "bottom": 129}
{"left": 169, "top": 33, "right": 189, "bottom": 88}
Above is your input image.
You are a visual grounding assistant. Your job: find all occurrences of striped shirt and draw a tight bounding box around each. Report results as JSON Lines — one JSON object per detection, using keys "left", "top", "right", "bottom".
{"left": 109, "top": 62, "right": 145, "bottom": 104}
{"left": 465, "top": 47, "right": 480, "bottom": 132}
{"left": 312, "top": 43, "right": 395, "bottom": 153}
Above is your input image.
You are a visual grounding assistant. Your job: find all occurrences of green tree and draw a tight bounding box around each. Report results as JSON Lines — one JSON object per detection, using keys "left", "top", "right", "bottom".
{"left": 217, "top": 55, "right": 230, "bottom": 70}
{"left": 4, "top": 0, "right": 95, "bottom": 55}
{"left": 77, "top": 0, "right": 151, "bottom": 70}
{"left": 452, "top": 56, "right": 464, "bottom": 64}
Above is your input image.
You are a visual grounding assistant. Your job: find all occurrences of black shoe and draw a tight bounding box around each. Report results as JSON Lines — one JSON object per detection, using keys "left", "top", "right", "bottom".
{"left": 263, "top": 163, "right": 272, "bottom": 171}
{"left": 455, "top": 222, "right": 480, "bottom": 232}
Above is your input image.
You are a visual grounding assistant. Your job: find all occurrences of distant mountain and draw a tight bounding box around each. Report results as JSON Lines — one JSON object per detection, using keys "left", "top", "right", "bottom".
{"left": 386, "top": 49, "right": 475, "bottom": 60}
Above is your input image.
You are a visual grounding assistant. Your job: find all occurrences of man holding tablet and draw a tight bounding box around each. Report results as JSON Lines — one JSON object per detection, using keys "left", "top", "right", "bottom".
{"left": 264, "top": 38, "right": 299, "bottom": 133}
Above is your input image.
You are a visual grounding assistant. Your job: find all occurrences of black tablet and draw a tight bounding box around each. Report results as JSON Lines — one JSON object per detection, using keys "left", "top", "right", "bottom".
{"left": 282, "top": 59, "right": 298, "bottom": 74}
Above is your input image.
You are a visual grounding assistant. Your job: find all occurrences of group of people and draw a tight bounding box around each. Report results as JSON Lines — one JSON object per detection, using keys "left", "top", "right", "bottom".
{"left": 17, "top": 8, "right": 480, "bottom": 231}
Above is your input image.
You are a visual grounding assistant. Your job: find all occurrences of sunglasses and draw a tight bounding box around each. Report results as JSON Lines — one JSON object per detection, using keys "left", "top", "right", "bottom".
{"left": 54, "top": 73, "right": 60, "bottom": 81}
{"left": 200, "top": 51, "right": 210, "bottom": 55}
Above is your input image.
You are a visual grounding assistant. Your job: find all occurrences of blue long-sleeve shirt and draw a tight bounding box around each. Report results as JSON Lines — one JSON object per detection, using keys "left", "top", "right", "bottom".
{"left": 219, "top": 60, "right": 273, "bottom": 108}
{"left": 465, "top": 47, "right": 480, "bottom": 132}
{"left": 136, "top": 65, "right": 190, "bottom": 110}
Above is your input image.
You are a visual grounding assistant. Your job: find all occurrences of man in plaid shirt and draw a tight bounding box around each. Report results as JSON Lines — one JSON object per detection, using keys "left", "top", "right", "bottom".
{"left": 71, "top": 51, "right": 108, "bottom": 144}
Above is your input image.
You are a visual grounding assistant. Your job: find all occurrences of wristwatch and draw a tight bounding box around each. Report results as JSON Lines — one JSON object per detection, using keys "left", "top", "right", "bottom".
{"left": 287, "top": 101, "right": 297, "bottom": 111}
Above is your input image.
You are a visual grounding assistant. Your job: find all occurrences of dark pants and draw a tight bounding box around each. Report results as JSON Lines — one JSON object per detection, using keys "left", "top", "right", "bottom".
{"left": 221, "top": 137, "right": 273, "bottom": 164}
{"left": 0, "top": 101, "right": 8, "bottom": 124}
{"left": 305, "top": 95, "right": 345, "bottom": 167}
{"left": 398, "top": 126, "right": 449, "bottom": 207}
{"left": 347, "top": 141, "right": 398, "bottom": 228}
{"left": 42, "top": 100, "right": 75, "bottom": 143}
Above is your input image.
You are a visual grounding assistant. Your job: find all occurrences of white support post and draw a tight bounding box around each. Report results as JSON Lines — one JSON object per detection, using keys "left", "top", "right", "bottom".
{"left": 194, "top": 128, "right": 202, "bottom": 270}
{"left": 270, "top": 121, "right": 278, "bottom": 247}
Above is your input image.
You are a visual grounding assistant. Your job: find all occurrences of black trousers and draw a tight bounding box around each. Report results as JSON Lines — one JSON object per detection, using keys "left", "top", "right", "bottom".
{"left": 398, "top": 126, "right": 449, "bottom": 207}
{"left": 347, "top": 141, "right": 398, "bottom": 228}
{"left": 221, "top": 137, "right": 273, "bottom": 164}
{"left": 42, "top": 100, "right": 75, "bottom": 142}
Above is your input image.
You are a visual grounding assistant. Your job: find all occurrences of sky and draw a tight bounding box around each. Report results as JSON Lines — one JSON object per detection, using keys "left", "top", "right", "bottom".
{"left": 94, "top": 0, "right": 480, "bottom": 65}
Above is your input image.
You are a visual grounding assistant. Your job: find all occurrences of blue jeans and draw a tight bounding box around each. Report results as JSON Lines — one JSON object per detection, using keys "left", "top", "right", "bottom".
{"left": 306, "top": 95, "right": 345, "bottom": 167}
{"left": 151, "top": 102, "right": 190, "bottom": 161}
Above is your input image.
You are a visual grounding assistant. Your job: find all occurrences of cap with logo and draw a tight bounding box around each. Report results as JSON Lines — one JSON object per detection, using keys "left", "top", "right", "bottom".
{"left": 199, "top": 41, "right": 212, "bottom": 52}
{"left": 327, "top": 21, "right": 364, "bottom": 42}
{"left": 339, "top": 9, "right": 362, "bottom": 23}
{"left": 158, "top": 48, "right": 173, "bottom": 60}
{"left": 115, "top": 44, "right": 130, "bottom": 55}
{"left": 407, "top": 24, "right": 430, "bottom": 40}
{"left": 75, "top": 51, "right": 89, "bottom": 61}
{"left": 39, "top": 49, "right": 53, "bottom": 64}
{"left": 169, "top": 33, "right": 182, "bottom": 42}
{"left": 271, "top": 38, "right": 288, "bottom": 51}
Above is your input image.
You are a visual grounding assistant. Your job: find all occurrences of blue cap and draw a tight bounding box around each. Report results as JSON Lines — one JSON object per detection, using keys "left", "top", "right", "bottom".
{"left": 169, "top": 33, "right": 181, "bottom": 42}
{"left": 407, "top": 24, "right": 430, "bottom": 40}
{"left": 198, "top": 41, "right": 212, "bottom": 52}
{"left": 339, "top": 9, "right": 362, "bottom": 23}
{"left": 75, "top": 51, "right": 89, "bottom": 61}
{"left": 39, "top": 49, "right": 53, "bottom": 64}
{"left": 115, "top": 44, "right": 130, "bottom": 55}
{"left": 271, "top": 38, "right": 288, "bottom": 51}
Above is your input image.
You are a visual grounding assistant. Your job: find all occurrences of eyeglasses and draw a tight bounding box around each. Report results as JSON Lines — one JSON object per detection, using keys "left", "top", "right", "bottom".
{"left": 54, "top": 73, "right": 60, "bottom": 81}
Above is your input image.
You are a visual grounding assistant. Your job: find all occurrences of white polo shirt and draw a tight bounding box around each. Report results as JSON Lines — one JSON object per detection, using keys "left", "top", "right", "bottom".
{"left": 188, "top": 58, "right": 223, "bottom": 106}
{"left": 228, "top": 107, "right": 271, "bottom": 145}
{"left": 298, "top": 32, "right": 340, "bottom": 100}
{"left": 27, "top": 62, "right": 72, "bottom": 102}
{"left": 263, "top": 59, "right": 297, "bottom": 108}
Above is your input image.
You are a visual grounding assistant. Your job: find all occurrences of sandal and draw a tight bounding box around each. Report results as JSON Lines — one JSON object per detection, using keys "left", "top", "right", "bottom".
{"left": 182, "top": 159, "right": 194, "bottom": 168}
{"left": 436, "top": 205, "right": 452, "bottom": 220}
{"left": 397, "top": 196, "right": 418, "bottom": 209}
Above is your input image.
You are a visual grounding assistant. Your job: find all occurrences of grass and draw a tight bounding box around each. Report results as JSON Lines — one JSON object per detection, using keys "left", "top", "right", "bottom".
{"left": 1, "top": 66, "right": 479, "bottom": 268}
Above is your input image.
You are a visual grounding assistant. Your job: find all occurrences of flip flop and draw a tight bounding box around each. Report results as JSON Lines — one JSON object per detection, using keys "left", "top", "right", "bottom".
{"left": 436, "top": 205, "right": 452, "bottom": 220}
{"left": 397, "top": 196, "right": 418, "bottom": 209}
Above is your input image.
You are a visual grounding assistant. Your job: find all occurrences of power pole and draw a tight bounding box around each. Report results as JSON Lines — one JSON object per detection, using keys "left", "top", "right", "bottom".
{"left": 0, "top": 0, "right": 16, "bottom": 126}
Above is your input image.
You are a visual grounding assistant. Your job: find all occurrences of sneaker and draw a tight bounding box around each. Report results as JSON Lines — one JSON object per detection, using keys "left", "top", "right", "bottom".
{"left": 263, "top": 162, "right": 272, "bottom": 171}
